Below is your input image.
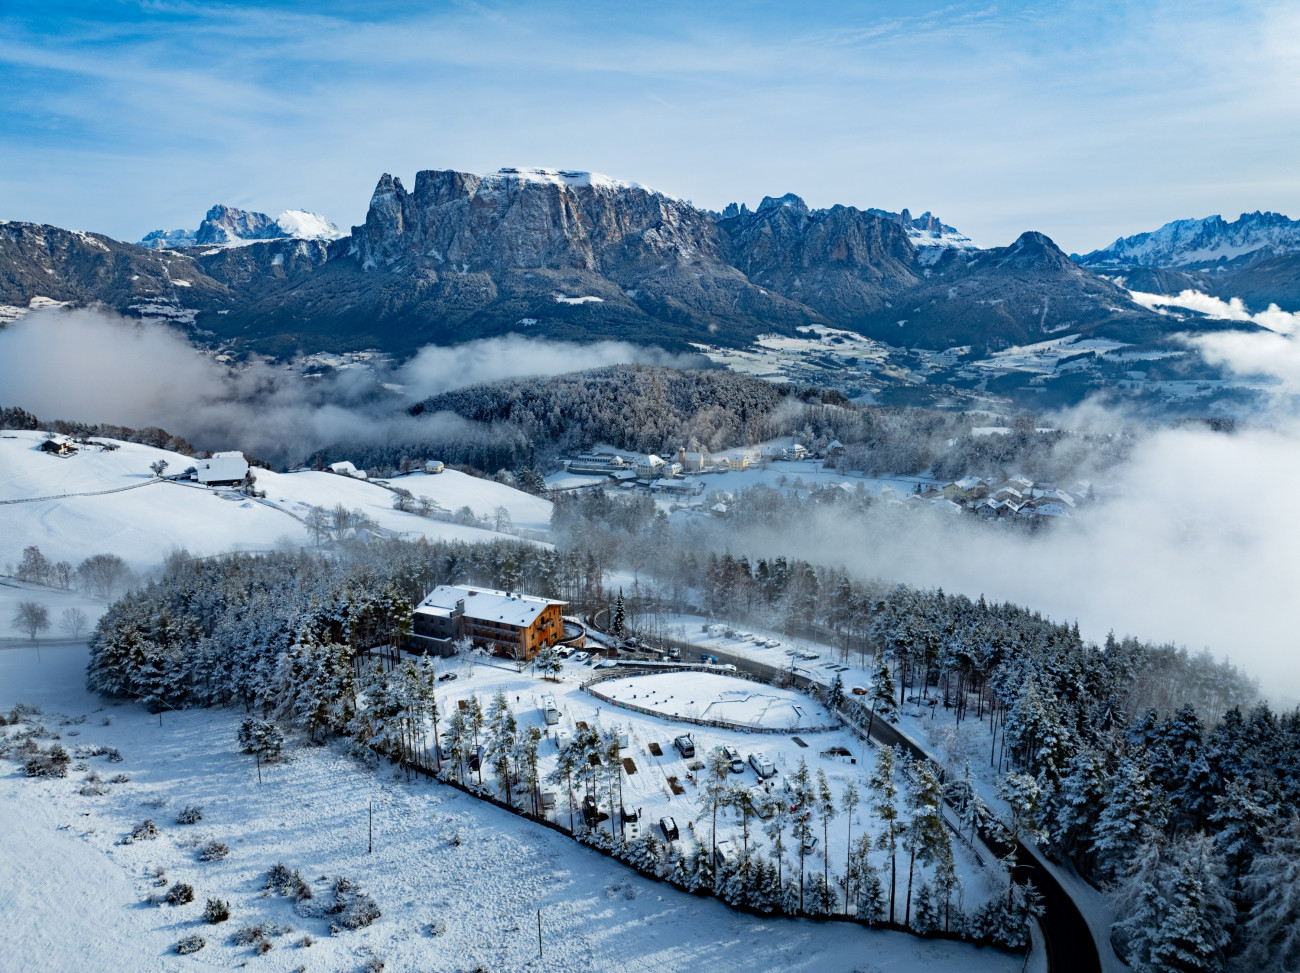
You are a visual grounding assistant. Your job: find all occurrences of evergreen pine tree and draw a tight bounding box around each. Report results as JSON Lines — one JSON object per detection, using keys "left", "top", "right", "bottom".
{"left": 1238, "top": 814, "right": 1300, "bottom": 970}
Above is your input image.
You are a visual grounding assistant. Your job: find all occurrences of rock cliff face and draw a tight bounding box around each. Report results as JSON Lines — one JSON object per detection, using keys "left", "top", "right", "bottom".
{"left": 717, "top": 194, "right": 919, "bottom": 322}
{"left": 3, "top": 165, "right": 1209, "bottom": 356}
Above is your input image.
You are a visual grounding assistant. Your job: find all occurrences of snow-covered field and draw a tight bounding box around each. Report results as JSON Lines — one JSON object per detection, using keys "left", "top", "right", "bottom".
{"left": 0, "top": 646, "right": 1022, "bottom": 973}
{"left": 597, "top": 672, "right": 833, "bottom": 729}
{"left": 0, "top": 432, "right": 550, "bottom": 571}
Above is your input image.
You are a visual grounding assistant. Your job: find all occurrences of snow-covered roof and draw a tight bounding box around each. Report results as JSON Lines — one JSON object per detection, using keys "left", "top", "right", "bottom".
{"left": 417, "top": 584, "right": 565, "bottom": 629}
{"left": 195, "top": 451, "right": 248, "bottom": 484}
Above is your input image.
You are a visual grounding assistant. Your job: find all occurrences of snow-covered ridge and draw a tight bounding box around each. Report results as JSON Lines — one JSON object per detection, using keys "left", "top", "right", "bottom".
{"left": 484, "top": 167, "right": 662, "bottom": 196}
{"left": 137, "top": 204, "right": 343, "bottom": 250}
{"left": 1078, "top": 211, "right": 1300, "bottom": 269}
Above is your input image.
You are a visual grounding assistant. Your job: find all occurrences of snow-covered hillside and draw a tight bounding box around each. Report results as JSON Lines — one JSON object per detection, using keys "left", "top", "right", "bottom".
{"left": 0, "top": 644, "right": 1022, "bottom": 973}
{"left": 0, "top": 432, "right": 549, "bottom": 571}
{"left": 1078, "top": 211, "right": 1300, "bottom": 269}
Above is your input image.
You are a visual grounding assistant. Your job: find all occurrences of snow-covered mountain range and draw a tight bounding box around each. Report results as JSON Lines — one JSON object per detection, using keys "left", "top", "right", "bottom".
{"left": 139, "top": 204, "right": 342, "bottom": 250}
{"left": 1077, "top": 211, "right": 1300, "bottom": 270}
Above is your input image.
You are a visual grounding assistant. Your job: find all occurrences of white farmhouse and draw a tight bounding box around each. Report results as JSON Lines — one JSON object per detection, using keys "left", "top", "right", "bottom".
{"left": 330, "top": 461, "right": 367, "bottom": 480}
{"left": 195, "top": 451, "right": 249, "bottom": 486}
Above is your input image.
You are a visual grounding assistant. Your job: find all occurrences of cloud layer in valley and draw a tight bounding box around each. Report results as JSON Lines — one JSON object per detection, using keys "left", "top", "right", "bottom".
{"left": 1130, "top": 288, "right": 1300, "bottom": 335}
{"left": 3, "top": 308, "right": 1298, "bottom": 700}
{"left": 0, "top": 309, "right": 702, "bottom": 462}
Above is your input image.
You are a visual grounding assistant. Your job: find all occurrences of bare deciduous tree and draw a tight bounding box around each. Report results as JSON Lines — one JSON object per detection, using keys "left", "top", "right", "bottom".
{"left": 13, "top": 601, "right": 50, "bottom": 640}
{"left": 61, "top": 606, "right": 89, "bottom": 640}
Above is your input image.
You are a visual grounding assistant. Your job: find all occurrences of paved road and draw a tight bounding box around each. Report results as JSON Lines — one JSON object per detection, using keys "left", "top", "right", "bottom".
{"left": 648, "top": 638, "right": 1101, "bottom": 973}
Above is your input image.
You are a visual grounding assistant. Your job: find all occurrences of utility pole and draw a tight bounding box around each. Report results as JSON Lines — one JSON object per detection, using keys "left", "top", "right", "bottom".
{"left": 368, "top": 800, "right": 373, "bottom": 854}
{"left": 537, "top": 909, "right": 542, "bottom": 959}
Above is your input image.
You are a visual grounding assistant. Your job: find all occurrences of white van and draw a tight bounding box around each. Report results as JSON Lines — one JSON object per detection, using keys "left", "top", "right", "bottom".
{"left": 542, "top": 696, "right": 561, "bottom": 726}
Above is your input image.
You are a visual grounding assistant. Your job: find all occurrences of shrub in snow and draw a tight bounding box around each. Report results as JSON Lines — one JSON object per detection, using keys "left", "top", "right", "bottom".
{"left": 326, "top": 876, "right": 381, "bottom": 932}
{"left": 174, "top": 934, "right": 205, "bottom": 955}
{"left": 79, "top": 781, "right": 106, "bottom": 796}
{"left": 297, "top": 934, "right": 313, "bottom": 948}
{"left": 124, "top": 819, "right": 159, "bottom": 843}
{"left": 363, "top": 956, "right": 386, "bottom": 973}
{"left": 203, "top": 898, "right": 230, "bottom": 923}
{"left": 427, "top": 919, "right": 447, "bottom": 937}
{"left": 232, "top": 925, "right": 269, "bottom": 947}
{"left": 23, "top": 743, "right": 70, "bottom": 778}
{"left": 176, "top": 804, "right": 204, "bottom": 824}
{"left": 165, "top": 882, "right": 195, "bottom": 905}
{"left": 105, "top": 747, "right": 122, "bottom": 762}
{"left": 198, "top": 840, "right": 229, "bottom": 861}
{"left": 266, "top": 863, "right": 313, "bottom": 903}
{"left": 110, "top": 773, "right": 130, "bottom": 784}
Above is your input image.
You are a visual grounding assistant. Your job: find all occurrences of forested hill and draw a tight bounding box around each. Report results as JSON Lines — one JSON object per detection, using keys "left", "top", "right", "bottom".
{"left": 410, "top": 365, "right": 847, "bottom": 456}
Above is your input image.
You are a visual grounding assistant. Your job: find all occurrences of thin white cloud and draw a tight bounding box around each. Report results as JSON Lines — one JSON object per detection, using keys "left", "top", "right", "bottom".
{"left": 2, "top": 2, "right": 1299, "bottom": 250}
{"left": 1130, "top": 289, "right": 1300, "bottom": 335}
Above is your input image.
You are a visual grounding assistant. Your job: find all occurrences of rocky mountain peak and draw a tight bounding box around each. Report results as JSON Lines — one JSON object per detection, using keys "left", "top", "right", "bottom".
{"left": 138, "top": 204, "right": 341, "bottom": 251}
{"left": 756, "top": 193, "right": 810, "bottom": 216}
{"left": 1077, "top": 210, "right": 1300, "bottom": 270}
{"left": 347, "top": 166, "right": 715, "bottom": 275}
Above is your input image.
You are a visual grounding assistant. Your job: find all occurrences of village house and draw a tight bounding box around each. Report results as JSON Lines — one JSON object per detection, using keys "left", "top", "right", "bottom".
{"left": 410, "top": 585, "right": 567, "bottom": 661}
{"left": 676, "top": 448, "right": 707, "bottom": 471}
{"left": 634, "top": 454, "right": 666, "bottom": 479}
{"left": 38, "top": 435, "right": 77, "bottom": 456}
{"left": 424, "top": 460, "right": 445, "bottom": 475}
{"left": 195, "top": 451, "right": 249, "bottom": 486}
{"left": 781, "top": 443, "right": 807, "bottom": 462}
{"left": 329, "top": 460, "right": 367, "bottom": 479}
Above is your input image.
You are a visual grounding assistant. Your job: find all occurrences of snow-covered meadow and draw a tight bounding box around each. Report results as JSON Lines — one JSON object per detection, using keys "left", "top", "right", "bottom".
{"left": 0, "top": 645, "right": 1023, "bottom": 972}
{"left": 0, "top": 431, "right": 551, "bottom": 572}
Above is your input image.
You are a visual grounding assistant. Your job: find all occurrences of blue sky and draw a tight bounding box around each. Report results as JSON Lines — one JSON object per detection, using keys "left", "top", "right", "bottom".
{"left": 2, "top": 0, "right": 1298, "bottom": 252}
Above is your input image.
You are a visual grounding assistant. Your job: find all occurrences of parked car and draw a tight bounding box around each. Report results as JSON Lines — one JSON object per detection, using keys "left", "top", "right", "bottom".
{"left": 660, "top": 816, "right": 680, "bottom": 841}
{"left": 749, "top": 753, "right": 776, "bottom": 778}
{"left": 851, "top": 686, "right": 868, "bottom": 696}
{"left": 722, "top": 745, "right": 745, "bottom": 774}
{"left": 572, "top": 651, "right": 590, "bottom": 663}
{"left": 539, "top": 790, "right": 557, "bottom": 811}
{"left": 802, "top": 835, "right": 819, "bottom": 853}
{"left": 674, "top": 734, "right": 696, "bottom": 758}
{"left": 437, "top": 672, "right": 457, "bottom": 682}
{"left": 715, "top": 838, "right": 740, "bottom": 868}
